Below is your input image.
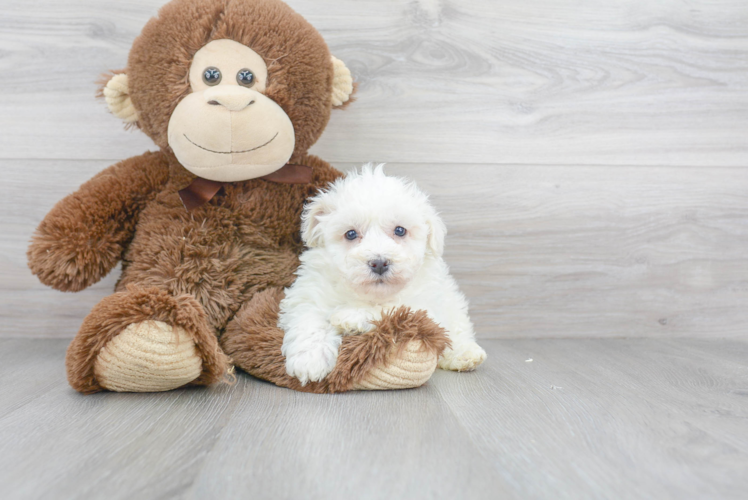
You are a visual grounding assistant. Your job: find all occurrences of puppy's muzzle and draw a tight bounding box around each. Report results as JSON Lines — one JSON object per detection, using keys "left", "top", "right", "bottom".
{"left": 368, "top": 258, "right": 390, "bottom": 276}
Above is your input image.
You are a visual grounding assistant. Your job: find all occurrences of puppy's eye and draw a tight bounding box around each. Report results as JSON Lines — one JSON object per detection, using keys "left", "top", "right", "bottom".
{"left": 344, "top": 230, "right": 358, "bottom": 240}
{"left": 203, "top": 67, "right": 221, "bottom": 86}
{"left": 394, "top": 226, "right": 407, "bottom": 237}
{"left": 237, "top": 68, "right": 255, "bottom": 87}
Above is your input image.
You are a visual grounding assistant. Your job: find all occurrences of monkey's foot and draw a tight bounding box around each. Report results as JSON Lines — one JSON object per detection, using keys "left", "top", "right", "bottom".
{"left": 351, "top": 339, "right": 438, "bottom": 390}
{"left": 67, "top": 286, "right": 228, "bottom": 394}
{"left": 94, "top": 320, "right": 203, "bottom": 392}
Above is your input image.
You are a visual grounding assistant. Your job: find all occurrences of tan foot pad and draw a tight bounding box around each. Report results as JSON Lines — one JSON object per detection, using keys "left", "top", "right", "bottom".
{"left": 352, "top": 340, "right": 438, "bottom": 390}
{"left": 94, "top": 320, "right": 203, "bottom": 392}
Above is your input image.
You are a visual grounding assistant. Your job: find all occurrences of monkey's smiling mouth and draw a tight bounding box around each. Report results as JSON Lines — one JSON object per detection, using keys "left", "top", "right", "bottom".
{"left": 184, "top": 132, "right": 278, "bottom": 154}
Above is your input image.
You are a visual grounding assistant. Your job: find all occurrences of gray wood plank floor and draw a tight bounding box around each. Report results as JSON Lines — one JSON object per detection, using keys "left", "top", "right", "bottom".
{"left": 1, "top": 338, "right": 746, "bottom": 500}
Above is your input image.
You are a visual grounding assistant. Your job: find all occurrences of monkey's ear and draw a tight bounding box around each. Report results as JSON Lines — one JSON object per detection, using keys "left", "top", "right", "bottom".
{"left": 330, "top": 56, "right": 356, "bottom": 108}
{"left": 99, "top": 72, "right": 139, "bottom": 124}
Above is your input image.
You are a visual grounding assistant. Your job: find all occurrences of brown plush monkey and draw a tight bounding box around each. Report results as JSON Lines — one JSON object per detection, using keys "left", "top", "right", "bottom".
{"left": 27, "top": 0, "right": 448, "bottom": 394}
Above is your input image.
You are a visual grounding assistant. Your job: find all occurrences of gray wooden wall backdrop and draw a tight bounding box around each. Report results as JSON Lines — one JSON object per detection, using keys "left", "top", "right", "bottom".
{"left": 1, "top": 0, "right": 747, "bottom": 339}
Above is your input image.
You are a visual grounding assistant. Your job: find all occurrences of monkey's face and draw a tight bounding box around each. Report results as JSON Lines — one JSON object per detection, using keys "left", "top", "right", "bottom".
{"left": 167, "top": 39, "right": 296, "bottom": 182}
{"left": 103, "top": 0, "right": 356, "bottom": 178}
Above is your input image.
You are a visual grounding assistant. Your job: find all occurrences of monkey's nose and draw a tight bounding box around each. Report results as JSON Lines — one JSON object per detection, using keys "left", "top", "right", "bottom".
{"left": 203, "top": 86, "right": 255, "bottom": 111}
{"left": 368, "top": 259, "right": 390, "bottom": 276}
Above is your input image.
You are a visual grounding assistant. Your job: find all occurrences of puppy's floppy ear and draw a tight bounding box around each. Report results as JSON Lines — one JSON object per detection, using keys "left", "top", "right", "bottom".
{"left": 98, "top": 71, "right": 139, "bottom": 124}
{"left": 426, "top": 211, "right": 447, "bottom": 257}
{"left": 301, "top": 195, "right": 332, "bottom": 247}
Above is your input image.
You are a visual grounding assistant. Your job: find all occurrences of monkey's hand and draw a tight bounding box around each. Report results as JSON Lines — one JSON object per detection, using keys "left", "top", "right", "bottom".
{"left": 28, "top": 152, "right": 168, "bottom": 292}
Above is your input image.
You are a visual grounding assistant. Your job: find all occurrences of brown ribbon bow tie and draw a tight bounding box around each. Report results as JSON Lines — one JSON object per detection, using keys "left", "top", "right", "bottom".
{"left": 178, "top": 163, "right": 313, "bottom": 211}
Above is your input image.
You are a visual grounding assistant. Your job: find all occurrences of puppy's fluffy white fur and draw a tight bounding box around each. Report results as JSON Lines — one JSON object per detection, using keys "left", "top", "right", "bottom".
{"left": 279, "top": 164, "right": 486, "bottom": 386}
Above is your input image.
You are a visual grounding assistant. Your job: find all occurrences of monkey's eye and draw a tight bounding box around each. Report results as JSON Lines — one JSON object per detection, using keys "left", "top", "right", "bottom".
{"left": 202, "top": 67, "right": 222, "bottom": 86}
{"left": 394, "top": 226, "right": 407, "bottom": 237}
{"left": 237, "top": 69, "right": 255, "bottom": 87}
{"left": 345, "top": 230, "right": 358, "bottom": 241}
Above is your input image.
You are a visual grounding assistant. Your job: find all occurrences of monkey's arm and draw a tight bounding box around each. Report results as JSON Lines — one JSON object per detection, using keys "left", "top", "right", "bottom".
{"left": 28, "top": 151, "right": 170, "bottom": 292}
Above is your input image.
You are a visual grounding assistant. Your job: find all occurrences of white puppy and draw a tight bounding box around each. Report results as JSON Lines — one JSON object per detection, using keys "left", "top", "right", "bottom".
{"left": 279, "top": 164, "right": 486, "bottom": 386}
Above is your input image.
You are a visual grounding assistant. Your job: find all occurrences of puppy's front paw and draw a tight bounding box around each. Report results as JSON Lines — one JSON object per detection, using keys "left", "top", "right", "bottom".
{"left": 438, "top": 341, "right": 487, "bottom": 372}
{"left": 329, "top": 308, "right": 376, "bottom": 336}
{"left": 285, "top": 339, "right": 340, "bottom": 386}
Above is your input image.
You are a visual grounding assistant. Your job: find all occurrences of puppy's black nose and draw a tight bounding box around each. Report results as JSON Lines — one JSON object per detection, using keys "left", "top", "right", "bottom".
{"left": 369, "top": 259, "right": 390, "bottom": 275}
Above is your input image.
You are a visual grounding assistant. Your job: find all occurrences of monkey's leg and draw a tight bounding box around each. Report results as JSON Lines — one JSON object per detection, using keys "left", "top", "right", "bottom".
{"left": 66, "top": 286, "right": 228, "bottom": 394}
{"left": 220, "top": 288, "right": 450, "bottom": 393}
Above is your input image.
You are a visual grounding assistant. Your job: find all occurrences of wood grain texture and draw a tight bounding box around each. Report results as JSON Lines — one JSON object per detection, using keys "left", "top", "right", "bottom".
{"left": 0, "top": 0, "right": 746, "bottom": 165}
{"left": 1, "top": 338, "right": 746, "bottom": 499}
{"left": 5, "top": 159, "right": 747, "bottom": 339}
{"left": 431, "top": 338, "right": 748, "bottom": 500}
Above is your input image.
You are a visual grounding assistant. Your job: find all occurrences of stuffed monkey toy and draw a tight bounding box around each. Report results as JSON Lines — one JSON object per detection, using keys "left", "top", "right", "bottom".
{"left": 27, "top": 0, "right": 448, "bottom": 394}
